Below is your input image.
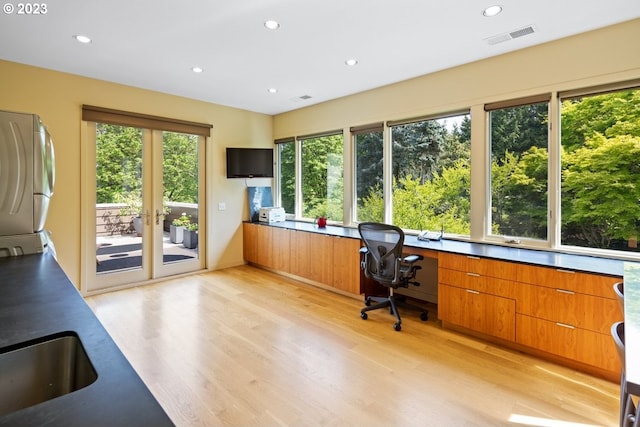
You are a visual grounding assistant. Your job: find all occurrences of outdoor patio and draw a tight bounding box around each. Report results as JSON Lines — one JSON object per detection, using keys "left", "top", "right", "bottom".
{"left": 96, "top": 232, "right": 197, "bottom": 273}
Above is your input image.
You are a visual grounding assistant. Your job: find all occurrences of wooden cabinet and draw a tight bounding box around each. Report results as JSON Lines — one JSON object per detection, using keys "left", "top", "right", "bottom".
{"left": 289, "top": 229, "right": 311, "bottom": 278}
{"left": 243, "top": 222, "right": 259, "bottom": 264}
{"left": 516, "top": 314, "right": 620, "bottom": 373}
{"left": 243, "top": 222, "right": 277, "bottom": 269}
{"left": 514, "top": 264, "right": 622, "bottom": 377}
{"left": 437, "top": 252, "right": 622, "bottom": 379}
{"left": 438, "top": 253, "right": 517, "bottom": 341}
{"left": 306, "top": 233, "right": 333, "bottom": 285}
{"left": 271, "top": 227, "right": 291, "bottom": 273}
{"left": 439, "top": 284, "right": 515, "bottom": 341}
{"left": 331, "top": 236, "right": 361, "bottom": 294}
{"left": 244, "top": 223, "right": 361, "bottom": 296}
{"left": 515, "top": 282, "right": 620, "bottom": 334}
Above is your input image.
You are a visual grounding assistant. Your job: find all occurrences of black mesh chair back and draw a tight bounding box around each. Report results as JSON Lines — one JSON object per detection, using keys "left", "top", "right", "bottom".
{"left": 358, "top": 222, "right": 404, "bottom": 286}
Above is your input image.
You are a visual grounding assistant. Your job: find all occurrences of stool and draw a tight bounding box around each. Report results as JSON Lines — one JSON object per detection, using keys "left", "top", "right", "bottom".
{"left": 612, "top": 322, "right": 638, "bottom": 426}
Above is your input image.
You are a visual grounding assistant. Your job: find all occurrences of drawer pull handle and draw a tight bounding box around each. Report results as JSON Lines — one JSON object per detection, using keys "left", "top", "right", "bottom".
{"left": 466, "top": 272, "right": 480, "bottom": 277}
{"left": 555, "top": 289, "right": 575, "bottom": 295}
{"left": 555, "top": 322, "right": 575, "bottom": 329}
{"left": 556, "top": 269, "right": 575, "bottom": 274}
{"left": 466, "top": 289, "right": 480, "bottom": 294}
{"left": 467, "top": 256, "right": 481, "bottom": 260}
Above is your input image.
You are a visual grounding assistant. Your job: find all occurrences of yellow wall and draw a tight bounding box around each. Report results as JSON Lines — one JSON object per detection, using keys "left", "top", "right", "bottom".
{"left": 273, "top": 19, "right": 640, "bottom": 137}
{"left": 0, "top": 60, "right": 273, "bottom": 286}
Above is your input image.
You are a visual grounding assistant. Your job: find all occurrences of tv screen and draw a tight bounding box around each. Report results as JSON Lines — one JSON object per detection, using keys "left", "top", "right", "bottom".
{"left": 226, "top": 147, "right": 274, "bottom": 178}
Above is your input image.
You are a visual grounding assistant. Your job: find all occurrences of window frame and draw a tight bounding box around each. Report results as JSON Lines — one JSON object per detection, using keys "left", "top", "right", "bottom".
{"left": 274, "top": 78, "right": 640, "bottom": 262}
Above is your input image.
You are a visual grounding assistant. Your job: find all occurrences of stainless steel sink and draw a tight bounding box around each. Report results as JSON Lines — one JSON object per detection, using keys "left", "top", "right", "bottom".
{"left": 0, "top": 332, "right": 98, "bottom": 416}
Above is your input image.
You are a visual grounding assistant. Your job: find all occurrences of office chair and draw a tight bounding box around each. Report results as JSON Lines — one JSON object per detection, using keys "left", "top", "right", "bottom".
{"left": 358, "top": 222, "right": 428, "bottom": 331}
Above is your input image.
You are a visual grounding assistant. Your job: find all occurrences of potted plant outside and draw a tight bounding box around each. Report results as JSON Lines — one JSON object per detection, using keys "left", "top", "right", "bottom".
{"left": 117, "top": 194, "right": 143, "bottom": 236}
{"left": 183, "top": 222, "right": 198, "bottom": 249}
{"left": 170, "top": 212, "right": 190, "bottom": 243}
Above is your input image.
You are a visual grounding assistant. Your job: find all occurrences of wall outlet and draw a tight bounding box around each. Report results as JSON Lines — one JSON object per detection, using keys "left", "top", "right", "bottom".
{"left": 218, "top": 202, "right": 226, "bottom": 211}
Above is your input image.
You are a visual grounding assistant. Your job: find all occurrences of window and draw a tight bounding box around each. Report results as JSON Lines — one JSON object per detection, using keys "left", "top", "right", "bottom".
{"left": 388, "top": 113, "right": 471, "bottom": 234}
{"left": 560, "top": 86, "right": 640, "bottom": 254}
{"left": 488, "top": 97, "right": 549, "bottom": 240}
{"left": 353, "top": 124, "right": 383, "bottom": 223}
{"left": 299, "top": 132, "right": 344, "bottom": 221}
{"left": 277, "top": 139, "right": 295, "bottom": 214}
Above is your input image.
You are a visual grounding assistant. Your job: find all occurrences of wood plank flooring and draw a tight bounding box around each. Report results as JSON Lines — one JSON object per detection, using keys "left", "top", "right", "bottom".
{"left": 85, "top": 265, "right": 619, "bottom": 427}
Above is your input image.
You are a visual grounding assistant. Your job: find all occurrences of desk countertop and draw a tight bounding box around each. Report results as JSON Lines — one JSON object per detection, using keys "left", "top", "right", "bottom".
{"left": 0, "top": 253, "right": 174, "bottom": 426}
{"left": 624, "top": 262, "right": 640, "bottom": 395}
{"left": 260, "top": 221, "right": 624, "bottom": 277}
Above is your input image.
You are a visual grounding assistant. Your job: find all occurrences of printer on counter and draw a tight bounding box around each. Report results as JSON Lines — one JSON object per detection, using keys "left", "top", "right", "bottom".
{"left": 259, "top": 207, "right": 286, "bottom": 223}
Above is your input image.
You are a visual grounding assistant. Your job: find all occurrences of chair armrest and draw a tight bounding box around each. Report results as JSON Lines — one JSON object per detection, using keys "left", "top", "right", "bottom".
{"left": 403, "top": 254, "right": 424, "bottom": 263}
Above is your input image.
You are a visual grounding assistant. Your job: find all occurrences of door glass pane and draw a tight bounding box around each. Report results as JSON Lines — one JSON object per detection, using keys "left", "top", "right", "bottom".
{"left": 354, "top": 130, "right": 383, "bottom": 223}
{"left": 95, "top": 124, "right": 144, "bottom": 273}
{"left": 162, "top": 131, "right": 199, "bottom": 264}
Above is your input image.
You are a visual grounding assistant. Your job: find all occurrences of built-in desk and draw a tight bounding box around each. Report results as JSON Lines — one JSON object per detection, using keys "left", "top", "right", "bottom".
{"left": 624, "top": 262, "right": 640, "bottom": 395}
{"left": 265, "top": 220, "right": 624, "bottom": 275}
{"left": 246, "top": 221, "right": 625, "bottom": 380}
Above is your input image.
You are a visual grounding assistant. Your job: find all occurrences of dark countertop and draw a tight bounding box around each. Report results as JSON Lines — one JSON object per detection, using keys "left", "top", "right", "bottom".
{"left": 0, "top": 253, "right": 174, "bottom": 426}
{"left": 624, "top": 262, "right": 640, "bottom": 395}
{"left": 260, "top": 220, "right": 624, "bottom": 277}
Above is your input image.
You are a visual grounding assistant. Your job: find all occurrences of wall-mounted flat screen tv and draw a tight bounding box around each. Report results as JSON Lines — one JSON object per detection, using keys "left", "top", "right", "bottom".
{"left": 226, "top": 147, "right": 274, "bottom": 178}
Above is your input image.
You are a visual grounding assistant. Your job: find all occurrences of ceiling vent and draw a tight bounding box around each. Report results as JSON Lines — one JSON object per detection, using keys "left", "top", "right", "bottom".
{"left": 486, "top": 25, "right": 535, "bottom": 45}
{"left": 290, "top": 94, "right": 313, "bottom": 103}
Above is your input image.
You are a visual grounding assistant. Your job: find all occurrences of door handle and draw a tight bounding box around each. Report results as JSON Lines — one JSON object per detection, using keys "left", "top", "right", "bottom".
{"left": 142, "top": 210, "right": 151, "bottom": 226}
{"left": 155, "top": 209, "right": 164, "bottom": 225}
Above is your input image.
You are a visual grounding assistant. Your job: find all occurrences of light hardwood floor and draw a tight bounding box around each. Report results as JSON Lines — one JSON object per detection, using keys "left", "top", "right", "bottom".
{"left": 86, "top": 265, "right": 619, "bottom": 427}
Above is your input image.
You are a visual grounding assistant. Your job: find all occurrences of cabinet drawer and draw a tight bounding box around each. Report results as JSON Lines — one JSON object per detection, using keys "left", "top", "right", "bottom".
{"left": 516, "top": 264, "right": 621, "bottom": 298}
{"left": 438, "top": 253, "right": 517, "bottom": 280}
{"left": 515, "top": 283, "right": 622, "bottom": 334}
{"left": 438, "top": 284, "right": 515, "bottom": 341}
{"left": 439, "top": 268, "right": 516, "bottom": 299}
{"left": 516, "top": 314, "right": 620, "bottom": 373}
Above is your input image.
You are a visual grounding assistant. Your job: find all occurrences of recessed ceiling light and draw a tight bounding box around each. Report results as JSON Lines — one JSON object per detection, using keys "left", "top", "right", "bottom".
{"left": 264, "top": 20, "right": 280, "bottom": 30}
{"left": 483, "top": 5, "right": 503, "bottom": 17}
{"left": 73, "top": 35, "right": 92, "bottom": 44}
{"left": 267, "top": 88, "right": 278, "bottom": 94}
{"left": 345, "top": 59, "right": 358, "bottom": 66}
{"left": 191, "top": 66, "right": 204, "bottom": 73}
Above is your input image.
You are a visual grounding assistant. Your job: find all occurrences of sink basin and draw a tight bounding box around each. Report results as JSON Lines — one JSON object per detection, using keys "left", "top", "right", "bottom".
{"left": 0, "top": 331, "right": 98, "bottom": 416}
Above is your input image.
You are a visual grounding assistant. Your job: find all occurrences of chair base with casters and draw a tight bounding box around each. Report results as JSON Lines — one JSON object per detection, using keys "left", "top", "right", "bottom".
{"left": 357, "top": 222, "right": 429, "bottom": 331}
{"left": 360, "top": 287, "right": 428, "bottom": 331}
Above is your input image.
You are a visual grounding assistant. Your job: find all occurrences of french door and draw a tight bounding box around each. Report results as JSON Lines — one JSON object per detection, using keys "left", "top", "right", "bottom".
{"left": 85, "top": 123, "right": 205, "bottom": 293}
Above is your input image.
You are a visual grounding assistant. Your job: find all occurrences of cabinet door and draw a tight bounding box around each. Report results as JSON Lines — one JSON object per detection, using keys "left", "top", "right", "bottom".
{"left": 242, "top": 223, "right": 259, "bottom": 264}
{"left": 332, "top": 237, "right": 361, "bottom": 295}
{"left": 438, "top": 284, "right": 515, "bottom": 341}
{"left": 306, "top": 233, "right": 333, "bottom": 285}
{"left": 255, "top": 224, "right": 273, "bottom": 268}
{"left": 439, "top": 268, "right": 516, "bottom": 298}
{"left": 515, "top": 283, "right": 622, "bottom": 334}
{"left": 271, "top": 227, "right": 291, "bottom": 273}
{"left": 438, "top": 253, "right": 517, "bottom": 280}
{"left": 289, "top": 230, "right": 311, "bottom": 278}
{"left": 516, "top": 264, "right": 621, "bottom": 298}
{"left": 516, "top": 314, "right": 620, "bottom": 373}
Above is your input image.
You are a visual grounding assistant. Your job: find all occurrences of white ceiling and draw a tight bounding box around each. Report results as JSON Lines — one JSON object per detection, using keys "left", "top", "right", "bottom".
{"left": 1, "top": 0, "right": 639, "bottom": 115}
